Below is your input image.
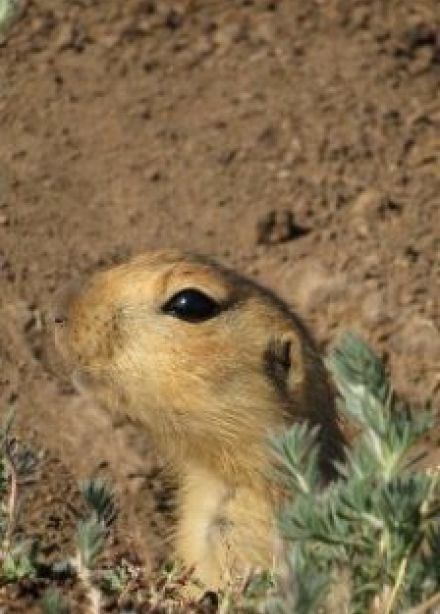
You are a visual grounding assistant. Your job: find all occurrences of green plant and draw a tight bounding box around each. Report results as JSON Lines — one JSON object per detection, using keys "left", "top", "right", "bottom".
{"left": 100, "top": 561, "right": 130, "bottom": 595}
{"left": 41, "top": 588, "right": 70, "bottom": 614}
{"left": 71, "top": 479, "right": 118, "bottom": 612}
{"left": 0, "top": 427, "right": 139, "bottom": 612}
{"left": 0, "top": 0, "right": 21, "bottom": 42}
{"left": 0, "top": 412, "right": 41, "bottom": 584}
{"left": 269, "top": 333, "right": 439, "bottom": 614}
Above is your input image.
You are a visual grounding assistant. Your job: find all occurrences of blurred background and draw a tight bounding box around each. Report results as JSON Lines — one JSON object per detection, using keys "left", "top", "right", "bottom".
{"left": 0, "top": 0, "right": 439, "bottom": 582}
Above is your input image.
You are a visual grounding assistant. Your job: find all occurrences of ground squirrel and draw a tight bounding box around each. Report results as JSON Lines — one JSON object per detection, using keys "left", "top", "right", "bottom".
{"left": 53, "top": 249, "right": 342, "bottom": 591}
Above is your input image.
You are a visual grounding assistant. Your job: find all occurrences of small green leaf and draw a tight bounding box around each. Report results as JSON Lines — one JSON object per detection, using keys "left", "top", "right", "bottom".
{"left": 41, "top": 589, "right": 70, "bottom": 614}
{"left": 75, "top": 518, "right": 105, "bottom": 569}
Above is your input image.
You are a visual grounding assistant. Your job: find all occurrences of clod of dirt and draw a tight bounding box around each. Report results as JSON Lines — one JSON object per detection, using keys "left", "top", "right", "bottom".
{"left": 408, "top": 45, "right": 437, "bottom": 75}
{"left": 403, "top": 22, "right": 440, "bottom": 60}
{"left": 361, "top": 288, "right": 390, "bottom": 327}
{"left": 349, "top": 189, "right": 402, "bottom": 237}
{"left": 297, "top": 268, "right": 347, "bottom": 313}
{"left": 272, "top": 260, "right": 348, "bottom": 314}
{"left": 164, "top": 8, "right": 185, "bottom": 31}
{"left": 54, "top": 22, "right": 89, "bottom": 52}
{"left": 392, "top": 314, "right": 440, "bottom": 360}
{"left": 350, "top": 189, "right": 385, "bottom": 217}
{"left": 212, "top": 22, "right": 247, "bottom": 49}
{"left": 256, "top": 209, "right": 308, "bottom": 245}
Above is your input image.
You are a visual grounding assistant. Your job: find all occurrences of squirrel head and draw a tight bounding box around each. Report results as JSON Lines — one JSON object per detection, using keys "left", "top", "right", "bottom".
{"left": 53, "top": 249, "right": 337, "bottom": 470}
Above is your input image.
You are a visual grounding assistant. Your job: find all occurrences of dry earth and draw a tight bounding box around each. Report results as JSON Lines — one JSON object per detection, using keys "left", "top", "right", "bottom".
{"left": 0, "top": 0, "right": 439, "bottom": 610}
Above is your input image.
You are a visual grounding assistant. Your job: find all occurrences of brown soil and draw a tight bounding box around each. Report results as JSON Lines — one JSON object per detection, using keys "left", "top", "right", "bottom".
{"left": 0, "top": 0, "right": 439, "bottom": 611}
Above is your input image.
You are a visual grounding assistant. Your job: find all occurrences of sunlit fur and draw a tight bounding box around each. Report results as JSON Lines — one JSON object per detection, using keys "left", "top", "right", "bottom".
{"left": 54, "top": 249, "right": 342, "bottom": 590}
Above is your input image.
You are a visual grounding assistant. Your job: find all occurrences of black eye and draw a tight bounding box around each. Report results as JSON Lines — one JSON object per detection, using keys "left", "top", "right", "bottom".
{"left": 162, "top": 289, "right": 220, "bottom": 323}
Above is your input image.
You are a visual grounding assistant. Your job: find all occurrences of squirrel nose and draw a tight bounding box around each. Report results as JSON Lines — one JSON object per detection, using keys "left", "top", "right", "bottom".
{"left": 52, "top": 280, "right": 82, "bottom": 326}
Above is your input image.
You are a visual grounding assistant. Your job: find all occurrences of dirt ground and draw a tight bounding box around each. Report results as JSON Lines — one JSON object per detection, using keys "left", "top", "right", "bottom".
{"left": 0, "top": 0, "right": 439, "bottom": 610}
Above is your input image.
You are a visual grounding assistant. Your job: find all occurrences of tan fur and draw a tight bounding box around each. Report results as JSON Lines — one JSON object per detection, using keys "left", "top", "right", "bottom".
{"left": 54, "top": 249, "right": 342, "bottom": 590}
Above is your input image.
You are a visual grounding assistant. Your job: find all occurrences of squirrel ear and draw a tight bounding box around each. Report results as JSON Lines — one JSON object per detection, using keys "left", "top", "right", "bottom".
{"left": 267, "top": 330, "right": 345, "bottom": 478}
{"left": 265, "top": 332, "right": 305, "bottom": 395}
